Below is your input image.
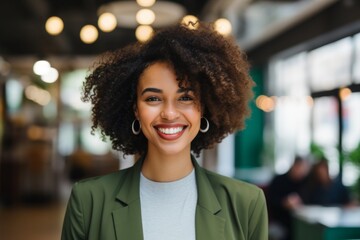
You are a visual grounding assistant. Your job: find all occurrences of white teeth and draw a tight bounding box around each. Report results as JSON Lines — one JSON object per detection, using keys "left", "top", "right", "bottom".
{"left": 158, "top": 127, "right": 184, "bottom": 135}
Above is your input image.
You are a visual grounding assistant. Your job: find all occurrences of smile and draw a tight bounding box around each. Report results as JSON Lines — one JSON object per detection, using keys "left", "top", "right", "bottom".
{"left": 157, "top": 127, "right": 184, "bottom": 135}
{"left": 154, "top": 124, "right": 187, "bottom": 140}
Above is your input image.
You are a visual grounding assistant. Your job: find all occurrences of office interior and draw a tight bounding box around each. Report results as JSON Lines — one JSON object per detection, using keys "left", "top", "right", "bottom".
{"left": 1, "top": 0, "right": 360, "bottom": 239}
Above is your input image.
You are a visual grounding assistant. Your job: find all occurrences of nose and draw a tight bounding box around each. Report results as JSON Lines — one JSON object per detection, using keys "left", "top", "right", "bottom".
{"left": 160, "top": 102, "right": 180, "bottom": 120}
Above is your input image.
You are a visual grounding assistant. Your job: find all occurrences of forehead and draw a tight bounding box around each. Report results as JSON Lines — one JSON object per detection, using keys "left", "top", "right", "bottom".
{"left": 141, "top": 61, "right": 173, "bottom": 78}
{"left": 138, "top": 62, "right": 185, "bottom": 89}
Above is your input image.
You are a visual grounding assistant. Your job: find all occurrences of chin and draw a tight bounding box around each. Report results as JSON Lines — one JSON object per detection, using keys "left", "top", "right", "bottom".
{"left": 156, "top": 143, "right": 190, "bottom": 156}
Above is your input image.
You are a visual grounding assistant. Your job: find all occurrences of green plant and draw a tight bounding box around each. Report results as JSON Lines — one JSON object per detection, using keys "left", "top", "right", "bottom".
{"left": 310, "top": 142, "right": 325, "bottom": 160}
{"left": 347, "top": 143, "right": 360, "bottom": 201}
{"left": 348, "top": 143, "right": 360, "bottom": 166}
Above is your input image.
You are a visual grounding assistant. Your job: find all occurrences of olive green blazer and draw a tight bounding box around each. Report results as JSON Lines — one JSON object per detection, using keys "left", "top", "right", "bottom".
{"left": 61, "top": 157, "right": 268, "bottom": 240}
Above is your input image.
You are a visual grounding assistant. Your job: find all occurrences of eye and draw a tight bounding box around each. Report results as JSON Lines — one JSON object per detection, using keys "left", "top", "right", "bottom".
{"left": 145, "top": 96, "right": 161, "bottom": 102}
{"left": 179, "top": 95, "right": 194, "bottom": 101}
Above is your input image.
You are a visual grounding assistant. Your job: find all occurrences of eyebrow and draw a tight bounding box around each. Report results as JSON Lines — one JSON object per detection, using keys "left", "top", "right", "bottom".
{"left": 141, "top": 87, "right": 194, "bottom": 95}
{"left": 141, "top": 88, "right": 162, "bottom": 95}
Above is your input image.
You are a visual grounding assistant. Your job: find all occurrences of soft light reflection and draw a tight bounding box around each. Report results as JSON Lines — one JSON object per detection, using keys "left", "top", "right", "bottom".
{"left": 135, "top": 25, "right": 154, "bottom": 42}
{"left": 61, "top": 69, "right": 91, "bottom": 112}
{"left": 214, "top": 18, "right": 232, "bottom": 36}
{"left": 33, "top": 60, "right": 51, "bottom": 76}
{"left": 98, "top": 12, "right": 117, "bottom": 32}
{"left": 339, "top": 87, "right": 352, "bottom": 101}
{"left": 80, "top": 25, "right": 98, "bottom": 44}
{"left": 25, "top": 85, "right": 51, "bottom": 106}
{"left": 181, "top": 15, "right": 199, "bottom": 29}
{"left": 45, "top": 16, "right": 64, "bottom": 35}
{"left": 41, "top": 67, "right": 59, "bottom": 83}
{"left": 5, "top": 79, "right": 23, "bottom": 111}
{"left": 136, "top": 9, "right": 155, "bottom": 25}
{"left": 136, "top": 0, "right": 156, "bottom": 7}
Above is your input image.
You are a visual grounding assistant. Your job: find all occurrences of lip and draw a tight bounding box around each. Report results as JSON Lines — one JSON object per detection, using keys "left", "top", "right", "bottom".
{"left": 154, "top": 124, "right": 187, "bottom": 141}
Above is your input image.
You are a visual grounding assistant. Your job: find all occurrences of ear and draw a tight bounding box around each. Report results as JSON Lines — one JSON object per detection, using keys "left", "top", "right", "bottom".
{"left": 200, "top": 104, "right": 205, "bottom": 116}
{"left": 133, "top": 104, "right": 139, "bottom": 119}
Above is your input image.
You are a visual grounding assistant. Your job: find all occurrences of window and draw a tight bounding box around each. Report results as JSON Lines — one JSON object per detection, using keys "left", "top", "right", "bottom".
{"left": 308, "top": 38, "right": 352, "bottom": 91}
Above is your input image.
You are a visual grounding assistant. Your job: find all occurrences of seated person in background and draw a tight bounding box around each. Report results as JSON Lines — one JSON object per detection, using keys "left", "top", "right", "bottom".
{"left": 267, "top": 156, "right": 309, "bottom": 240}
{"left": 300, "top": 158, "right": 351, "bottom": 206}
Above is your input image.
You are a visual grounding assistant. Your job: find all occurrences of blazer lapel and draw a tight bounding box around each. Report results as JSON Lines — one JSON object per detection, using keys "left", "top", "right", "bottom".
{"left": 112, "top": 201, "right": 143, "bottom": 240}
{"left": 193, "top": 158, "right": 226, "bottom": 240}
{"left": 110, "top": 156, "right": 226, "bottom": 240}
{"left": 196, "top": 207, "right": 226, "bottom": 240}
{"left": 112, "top": 159, "right": 144, "bottom": 240}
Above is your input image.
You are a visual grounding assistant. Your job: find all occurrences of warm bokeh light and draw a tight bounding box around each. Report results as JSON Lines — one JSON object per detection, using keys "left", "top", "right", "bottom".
{"left": 33, "top": 60, "right": 51, "bottom": 76}
{"left": 135, "top": 25, "right": 154, "bottom": 42}
{"left": 45, "top": 16, "right": 64, "bottom": 35}
{"left": 41, "top": 67, "right": 59, "bottom": 83}
{"left": 214, "top": 18, "right": 232, "bottom": 36}
{"left": 339, "top": 87, "right": 352, "bottom": 101}
{"left": 136, "top": 9, "right": 156, "bottom": 25}
{"left": 25, "top": 85, "right": 51, "bottom": 106}
{"left": 256, "top": 95, "right": 275, "bottom": 112}
{"left": 80, "top": 25, "right": 98, "bottom": 44}
{"left": 98, "top": 12, "right": 117, "bottom": 32}
{"left": 27, "top": 126, "right": 43, "bottom": 140}
{"left": 136, "top": 0, "right": 156, "bottom": 7}
{"left": 181, "top": 15, "right": 199, "bottom": 29}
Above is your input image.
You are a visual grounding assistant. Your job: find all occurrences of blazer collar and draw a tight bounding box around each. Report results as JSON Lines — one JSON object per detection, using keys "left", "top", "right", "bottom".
{"left": 112, "top": 157, "right": 143, "bottom": 240}
{"left": 115, "top": 156, "right": 143, "bottom": 204}
{"left": 192, "top": 156, "right": 226, "bottom": 240}
{"left": 112, "top": 155, "right": 225, "bottom": 240}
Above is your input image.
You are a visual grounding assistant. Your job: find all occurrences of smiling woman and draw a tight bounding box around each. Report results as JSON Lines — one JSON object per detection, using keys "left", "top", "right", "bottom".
{"left": 61, "top": 22, "right": 268, "bottom": 240}
{"left": 135, "top": 62, "right": 201, "bottom": 160}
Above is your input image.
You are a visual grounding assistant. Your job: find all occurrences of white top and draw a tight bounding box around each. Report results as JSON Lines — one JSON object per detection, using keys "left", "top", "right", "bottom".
{"left": 140, "top": 169, "right": 198, "bottom": 240}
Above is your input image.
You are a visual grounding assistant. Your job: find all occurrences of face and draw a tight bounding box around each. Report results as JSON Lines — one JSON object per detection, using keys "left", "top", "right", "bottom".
{"left": 316, "top": 163, "right": 330, "bottom": 184}
{"left": 135, "top": 62, "right": 201, "bottom": 156}
{"left": 291, "top": 161, "right": 309, "bottom": 180}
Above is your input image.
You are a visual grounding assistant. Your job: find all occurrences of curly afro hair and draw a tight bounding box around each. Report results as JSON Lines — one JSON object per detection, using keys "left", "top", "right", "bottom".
{"left": 82, "top": 23, "right": 254, "bottom": 156}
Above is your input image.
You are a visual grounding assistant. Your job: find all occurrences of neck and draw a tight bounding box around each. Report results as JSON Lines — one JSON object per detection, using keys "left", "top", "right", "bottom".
{"left": 141, "top": 148, "right": 193, "bottom": 182}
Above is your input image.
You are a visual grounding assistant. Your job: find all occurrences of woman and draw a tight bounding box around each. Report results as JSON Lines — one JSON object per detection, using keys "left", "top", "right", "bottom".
{"left": 61, "top": 23, "right": 268, "bottom": 240}
{"left": 300, "top": 158, "right": 351, "bottom": 206}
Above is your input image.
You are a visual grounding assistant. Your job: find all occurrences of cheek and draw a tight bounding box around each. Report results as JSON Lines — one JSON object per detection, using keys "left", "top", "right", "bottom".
{"left": 187, "top": 108, "right": 202, "bottom": 126}
{"left": 137, "top": 104, "right": 158, "bottom": 124}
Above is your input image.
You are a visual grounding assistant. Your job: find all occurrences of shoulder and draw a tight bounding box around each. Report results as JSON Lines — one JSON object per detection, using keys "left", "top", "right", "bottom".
{"left": 272, "top": 173, "right": 288, "bottom": 182}
{"left": 202, "top": 168, "right": 264, "bottom": 202}
{"left": 268, "top": 173, "right": 288, "bottom": 187}
{"left": 72, "top": 166, "right": 132, "bottom": 195}
{"left": 198, "top": 167, "right": 268, "bottom": 237}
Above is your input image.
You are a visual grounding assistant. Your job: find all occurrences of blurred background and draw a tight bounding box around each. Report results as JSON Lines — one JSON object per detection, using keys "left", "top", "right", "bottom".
{"left": 0, "top": 0, "right": 360, "bottom": 239}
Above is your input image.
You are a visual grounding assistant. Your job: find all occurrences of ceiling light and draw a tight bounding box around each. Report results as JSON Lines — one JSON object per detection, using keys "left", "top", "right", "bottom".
{"left": 98, "top": 12, "right": 117, "bottom": 32}
{"left": 181, "top": 15, "right": 199, "bottom": 29}
{"left": 33, "top": 60, "right": 51, "bottom": 76}
{"left": 80, "top": 25, "right": 99, "bottom": 44}
{"left": 135, "top": 25, "right": 154, "bottom": 42}
{"left": 214, "top": 18, "right": 232, "bottom": 36}
{"left": 136, "top": 9, "right": 156, "bottom": 25}
{"left": 136, "top": 0, "right": 156, "bottom": 7}
{"left": 45, "top": 16, "right": 64, "bottom": 35}
{"left": 98, "top": 1, "right": 185, "bottom": 28}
